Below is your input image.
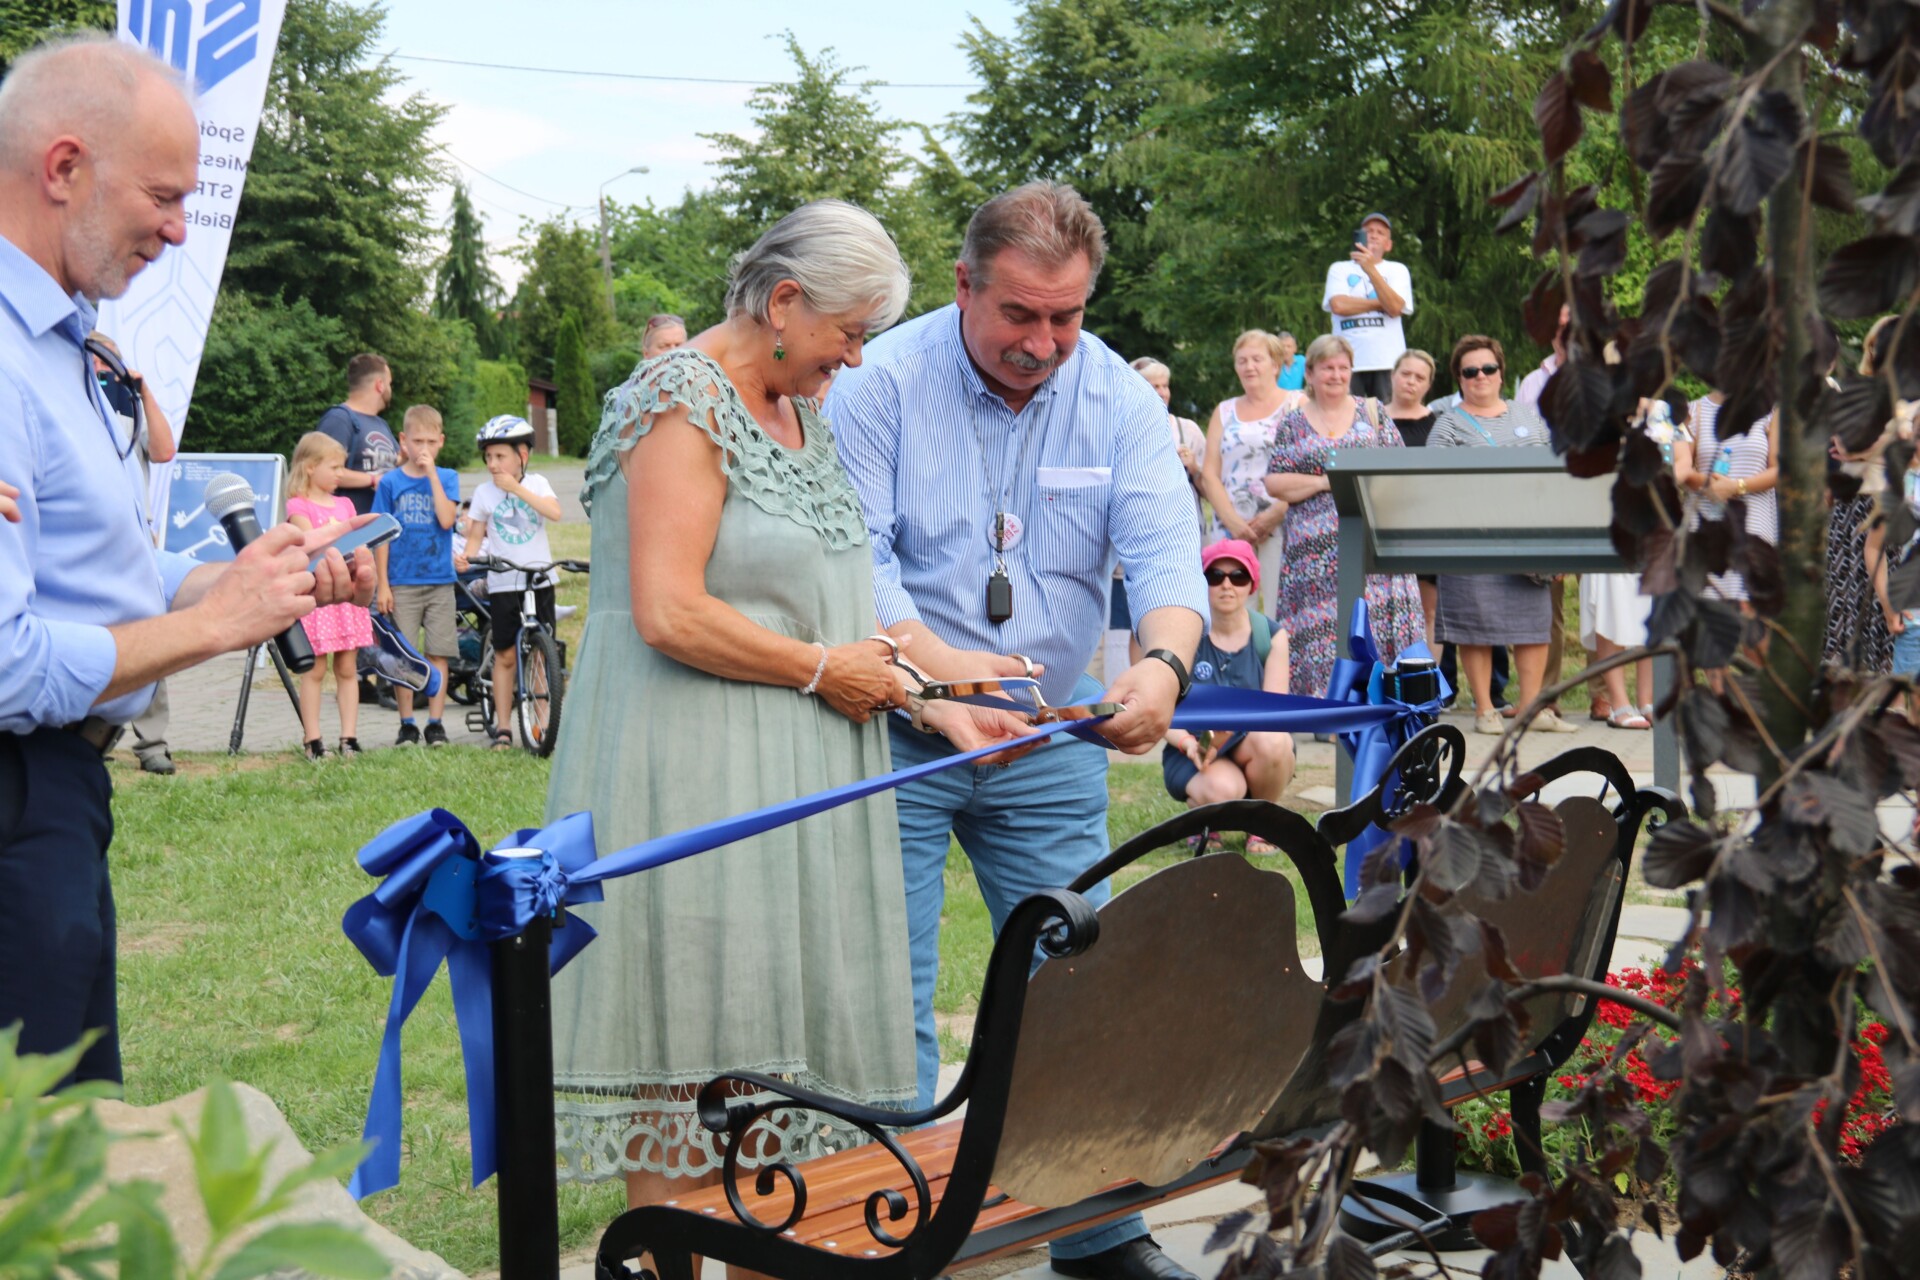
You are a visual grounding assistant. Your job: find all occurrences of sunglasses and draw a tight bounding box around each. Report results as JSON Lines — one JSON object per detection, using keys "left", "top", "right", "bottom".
{"left": 1459, "top": 364, "right": 1502, "bottom": 380}
{"left": 1205, "top": 567, "right": 1253, "bottom": 587}
{"left": 83, "top": 336, "right": 141, "bottom": 462}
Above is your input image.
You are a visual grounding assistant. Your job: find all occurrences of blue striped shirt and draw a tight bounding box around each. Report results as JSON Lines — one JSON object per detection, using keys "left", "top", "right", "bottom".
{"left": 825, "top": 304, "right": 1206, "bottom": 705}
{"left": 0, "top": 233, "right": 198, "bottom": 732}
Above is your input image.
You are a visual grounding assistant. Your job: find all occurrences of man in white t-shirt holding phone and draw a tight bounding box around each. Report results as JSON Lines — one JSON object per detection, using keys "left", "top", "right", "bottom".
{"left": 1321, "top": 212, "right": 1414, "bottom": 401}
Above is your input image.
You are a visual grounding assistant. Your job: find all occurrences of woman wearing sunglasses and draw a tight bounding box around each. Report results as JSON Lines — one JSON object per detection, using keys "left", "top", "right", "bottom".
{"left": 1429, "top": 334, "right": 1581, "bottom": 736}
{"left": 1161, "top": 539, "right": 1295, "bottom": 851}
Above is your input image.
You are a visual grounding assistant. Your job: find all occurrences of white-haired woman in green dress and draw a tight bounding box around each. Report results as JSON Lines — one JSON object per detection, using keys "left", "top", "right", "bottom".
{"left": 545, "top": 200, "right": 1024, "bottom": 1214}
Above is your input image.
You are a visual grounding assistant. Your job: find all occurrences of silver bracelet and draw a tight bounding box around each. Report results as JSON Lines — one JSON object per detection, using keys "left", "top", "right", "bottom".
{"left": 799, "top": 642, "right": 828, "bottom": 696}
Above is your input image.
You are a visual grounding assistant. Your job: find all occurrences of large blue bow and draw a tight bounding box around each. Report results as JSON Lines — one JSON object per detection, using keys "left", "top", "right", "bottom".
{"left": 1324, "top": 598, "right": 1452, "bottom": 897}
{"left": 340, "top": 809, "right": 601, "bottom": 1198}
{"left": 342, "top": 609, "right": 1440, "bottom": 1198}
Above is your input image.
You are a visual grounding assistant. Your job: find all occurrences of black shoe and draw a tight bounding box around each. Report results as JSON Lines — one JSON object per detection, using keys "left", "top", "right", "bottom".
{"left": 303, "top": 739, "right": 327, "bottom": 761}
{"left": 137, "top": 749, "right": 176, "bottom": 775}
{"left": 337, "top": 737, "right": 363, "bottom": 757}
{"left": 423, "top": 721, "right": 449, "bottom": 747}
{"left": 1052, "top": 1238, "right": 1197, "bottom": 1280}
{"left": 395, "top": 722, "right": 422, "bottom": 746}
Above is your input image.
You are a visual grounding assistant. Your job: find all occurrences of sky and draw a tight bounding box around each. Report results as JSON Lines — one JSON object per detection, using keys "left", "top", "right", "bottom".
{"left": 375, "top": 1, "right": 1023, "bottom": 288}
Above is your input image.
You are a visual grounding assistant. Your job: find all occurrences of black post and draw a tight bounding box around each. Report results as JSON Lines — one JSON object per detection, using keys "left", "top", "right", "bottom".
{"left": 493, "top": 914, "right": 559, "bottom": 1280}
{"left": 1653, "top": 648, "right": 1679, "bottom": 795}
{"left": 1412, "top": 1119, "right": 1456, "bottom": 1191}
{"left": 1336, "top": 512, "right": 1368, "bottom": 806}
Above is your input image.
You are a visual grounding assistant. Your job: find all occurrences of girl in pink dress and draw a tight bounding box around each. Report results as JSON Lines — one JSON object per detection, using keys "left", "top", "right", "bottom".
{"left": 286, "top": 432, "right": 372, "bottom": 759}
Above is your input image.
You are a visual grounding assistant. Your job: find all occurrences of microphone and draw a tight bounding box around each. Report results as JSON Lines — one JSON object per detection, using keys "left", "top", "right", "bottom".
{"left": 202, "top": 472, "right": 316, "bottom": 674}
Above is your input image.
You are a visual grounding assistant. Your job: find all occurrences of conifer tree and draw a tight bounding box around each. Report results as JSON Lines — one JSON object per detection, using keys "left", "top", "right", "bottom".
{"left": 553, "top": 309, "right": 595, "bottom": 458}
{"left": 434, "top": 180, "right": 503, "bottom": 359}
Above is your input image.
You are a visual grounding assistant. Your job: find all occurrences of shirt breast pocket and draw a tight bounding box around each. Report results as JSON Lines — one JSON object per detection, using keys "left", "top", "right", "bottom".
{"left": 1033, "top": 481, "right": 1111, "bottom": 576}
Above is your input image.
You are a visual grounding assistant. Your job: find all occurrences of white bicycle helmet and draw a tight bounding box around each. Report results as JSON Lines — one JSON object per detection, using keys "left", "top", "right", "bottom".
{"left": 477, "top": 414, "right": 536, "bottom": 448}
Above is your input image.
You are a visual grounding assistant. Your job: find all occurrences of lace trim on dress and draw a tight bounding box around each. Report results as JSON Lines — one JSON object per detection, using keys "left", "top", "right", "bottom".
{"left": 579, "top": 348, "right": 870, "bottom": 551}
{"left": 554, "top": 1074, "right": 914, "bottom": 1183}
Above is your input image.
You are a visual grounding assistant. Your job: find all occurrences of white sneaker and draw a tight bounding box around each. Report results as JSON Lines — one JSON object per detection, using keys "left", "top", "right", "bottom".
{"left": 1535, "top": 707, "right": 1583, "bottom": 733}
{"left": 1474, "top": 709, "right": 1504, "bottom": 735}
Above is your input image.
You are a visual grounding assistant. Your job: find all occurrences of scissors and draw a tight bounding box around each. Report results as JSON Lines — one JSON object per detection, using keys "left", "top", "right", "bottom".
{"left": 867, "top": 634, "right": 1123, "bottom": 726}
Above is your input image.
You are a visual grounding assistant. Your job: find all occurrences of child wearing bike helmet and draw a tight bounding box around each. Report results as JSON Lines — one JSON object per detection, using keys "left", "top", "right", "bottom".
{"left": 461, "top": 415, "right": 565, "bottom": 749}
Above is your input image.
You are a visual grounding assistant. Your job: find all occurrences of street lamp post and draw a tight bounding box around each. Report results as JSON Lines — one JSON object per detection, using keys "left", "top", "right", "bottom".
{"left": 598, "top": 165, "right": 648, "bottom": 320}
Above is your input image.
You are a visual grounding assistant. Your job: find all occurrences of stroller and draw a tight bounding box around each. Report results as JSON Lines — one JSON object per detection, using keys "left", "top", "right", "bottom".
{"left": 446, "top": 566, "right": 494, "bottom": 709}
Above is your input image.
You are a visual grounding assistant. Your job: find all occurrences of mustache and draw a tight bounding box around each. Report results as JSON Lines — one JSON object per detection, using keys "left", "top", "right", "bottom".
{"left": 1001, "top": 349, "right": 1063, "bottom": 374}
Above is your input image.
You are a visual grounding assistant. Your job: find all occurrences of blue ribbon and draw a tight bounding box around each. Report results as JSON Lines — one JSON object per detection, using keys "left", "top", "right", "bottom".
{"left": 1323, "top": 598, "right": 1451, "bottom": 897}
{"left": 340, "top": 810, "right": 601, "bottom": 1198}
{"left": 341, "top": 604, "right": 1439, "bottom": 1198}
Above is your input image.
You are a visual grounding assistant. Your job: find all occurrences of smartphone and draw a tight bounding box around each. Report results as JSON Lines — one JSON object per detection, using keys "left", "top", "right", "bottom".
{"left": 310, "top": 512, "right": 400, "bottom": 571}
{"left": 1352, "top": 226, "right": 1369, "bottom": 251}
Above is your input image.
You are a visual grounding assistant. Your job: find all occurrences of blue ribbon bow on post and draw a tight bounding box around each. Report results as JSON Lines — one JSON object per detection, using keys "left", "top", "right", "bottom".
{"left": 340, "top": 809, "right": 601, "bottom": 1199}
{"left": 1323, "top": 598, "right": 1452, "bottom": 897}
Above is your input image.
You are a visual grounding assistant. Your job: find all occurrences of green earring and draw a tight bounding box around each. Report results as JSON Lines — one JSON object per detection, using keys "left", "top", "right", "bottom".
{"left": 773, "top": 331, "right": 785, "bottom": 361}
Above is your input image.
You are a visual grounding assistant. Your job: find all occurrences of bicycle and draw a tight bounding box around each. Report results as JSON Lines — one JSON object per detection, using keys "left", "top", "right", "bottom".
{"left": 462, "top": 555, "right": 590, "bottom": 757}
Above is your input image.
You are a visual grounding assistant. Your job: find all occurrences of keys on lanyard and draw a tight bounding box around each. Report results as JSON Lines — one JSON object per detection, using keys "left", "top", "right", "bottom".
{"left": 987, "top": 512, "right": 1013, "bottom": 624}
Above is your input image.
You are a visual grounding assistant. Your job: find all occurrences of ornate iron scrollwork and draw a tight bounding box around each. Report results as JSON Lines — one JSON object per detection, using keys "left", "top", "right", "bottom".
{"left": 1383, "top": 722, "right": 1464, "bottom": 818}
{"left": 696, "top": 1086, "right": 934, "bottom": 1248}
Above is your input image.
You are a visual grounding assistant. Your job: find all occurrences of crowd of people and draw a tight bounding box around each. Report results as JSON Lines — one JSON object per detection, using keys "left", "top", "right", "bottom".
{"left": 10, "top": 33, "right": 1920, "bottom": 1280}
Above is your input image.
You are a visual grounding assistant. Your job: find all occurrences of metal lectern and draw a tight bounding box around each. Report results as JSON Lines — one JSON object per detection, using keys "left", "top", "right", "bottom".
{"left": 1323, "top": 450, "right": 1678, "bottom": 803}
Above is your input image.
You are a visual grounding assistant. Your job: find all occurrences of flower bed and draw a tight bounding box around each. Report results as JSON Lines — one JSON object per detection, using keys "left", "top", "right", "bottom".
{"left": 1453, "top": 959, "right": 1898, "bottom": 1180}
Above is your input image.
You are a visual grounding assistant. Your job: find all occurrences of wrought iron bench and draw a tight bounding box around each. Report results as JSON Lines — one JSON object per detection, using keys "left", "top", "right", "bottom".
{"left": 584, "top": 728, "right": 1678, "bottom": 1280}
{"left": 593, "top": 791, "right": 1385, "bottom": 1280}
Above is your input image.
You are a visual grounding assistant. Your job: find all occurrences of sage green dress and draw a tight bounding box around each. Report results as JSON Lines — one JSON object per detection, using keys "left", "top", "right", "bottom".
{"left": 546, "top": 350, "right": 916, "bottom": 1183}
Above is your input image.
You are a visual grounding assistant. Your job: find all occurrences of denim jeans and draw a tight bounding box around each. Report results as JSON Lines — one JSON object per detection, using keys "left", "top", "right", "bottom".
{"left": 1894, "top": 620, "right": 1920, "bottom": 676}
{"left": 886, "top": 672, "right": 1147, "bottom": 1261}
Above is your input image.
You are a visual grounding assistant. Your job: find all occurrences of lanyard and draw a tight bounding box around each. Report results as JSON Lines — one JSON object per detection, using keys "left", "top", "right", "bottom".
{"left": 1455, "top": 409, "right": 1500, "bottom": 446}
{"left": 965, "top": 394, "right": 1052, "bottom": 570}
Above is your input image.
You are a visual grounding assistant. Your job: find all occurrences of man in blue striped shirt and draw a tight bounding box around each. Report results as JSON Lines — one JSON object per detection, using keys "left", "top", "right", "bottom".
{"left": 827, "top": 182, "right": 1206, "bottom": 1280}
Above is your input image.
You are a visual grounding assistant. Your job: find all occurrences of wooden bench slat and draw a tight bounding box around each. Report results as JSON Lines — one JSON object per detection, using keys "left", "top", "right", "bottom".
{"left": 657, "top": 1118, "right": 1255, "bottom": 1261}
{"left": 660, "top": 1123, "right": 964, "bottom": 1240}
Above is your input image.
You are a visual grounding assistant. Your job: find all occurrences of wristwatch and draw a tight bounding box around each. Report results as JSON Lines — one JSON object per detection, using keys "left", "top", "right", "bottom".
{"left": 1143, "top": 649, "right": 1192, "bottom": 700}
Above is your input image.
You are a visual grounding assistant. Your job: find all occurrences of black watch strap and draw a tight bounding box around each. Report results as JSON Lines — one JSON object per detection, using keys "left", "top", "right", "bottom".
{"left": 1143, "top": 648, "right": 1192, "bottom": 700}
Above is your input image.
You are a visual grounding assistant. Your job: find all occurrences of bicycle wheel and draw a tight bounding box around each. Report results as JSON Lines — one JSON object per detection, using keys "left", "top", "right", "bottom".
{"left": 516, "top": 628, "right": 564, "bottom": 756}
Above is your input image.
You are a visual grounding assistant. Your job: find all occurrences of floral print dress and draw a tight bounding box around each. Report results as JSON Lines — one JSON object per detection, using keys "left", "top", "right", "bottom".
{"left": 1266, "top": 399, "right": 1425, "bottom": 698}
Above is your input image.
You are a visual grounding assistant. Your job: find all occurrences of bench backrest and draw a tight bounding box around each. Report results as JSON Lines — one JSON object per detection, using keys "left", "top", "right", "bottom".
{"left": 1390, "top": 794, "right": 1623, "bottom": 1061}
{"left": 989, "top": 853, "right": 1324, "bottom": 1208}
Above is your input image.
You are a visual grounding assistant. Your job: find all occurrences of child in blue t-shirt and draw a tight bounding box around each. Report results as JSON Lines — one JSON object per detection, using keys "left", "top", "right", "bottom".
{"left": 372, "top": 405, "right": 461, "bottom": 745}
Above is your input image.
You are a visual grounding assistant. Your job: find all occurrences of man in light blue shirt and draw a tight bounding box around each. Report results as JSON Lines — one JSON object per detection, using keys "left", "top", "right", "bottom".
{"left": 0, "top": 36, "right": 373, "bottom": 1087}
{"left": 827, "top": 182, "right": 1205, "bottom": 1280}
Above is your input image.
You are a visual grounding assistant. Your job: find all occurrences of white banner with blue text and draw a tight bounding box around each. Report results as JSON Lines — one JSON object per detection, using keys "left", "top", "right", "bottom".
{"left": 99, "top": 0, "right": 287, "bottom": 536}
